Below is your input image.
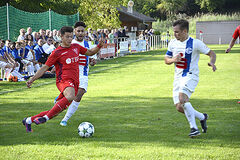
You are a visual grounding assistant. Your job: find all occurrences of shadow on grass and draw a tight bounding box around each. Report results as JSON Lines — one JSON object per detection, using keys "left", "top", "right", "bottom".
{"left": 0, "top": 96, "right": 239, "bottom": 148}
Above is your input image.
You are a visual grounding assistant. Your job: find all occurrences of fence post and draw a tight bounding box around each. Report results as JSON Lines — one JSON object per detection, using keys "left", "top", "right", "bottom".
{"left": 6, "top": 3, "right": 10, "bottom": 40}
{"left": 49, "top": 8, "right": 51, "bottom": 30}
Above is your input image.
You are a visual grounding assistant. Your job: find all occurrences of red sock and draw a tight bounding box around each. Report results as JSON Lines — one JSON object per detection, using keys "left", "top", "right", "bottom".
{"left": 46, "top": 97, "right": 71, "bottom": 119}
{"left": 31, "top": 111, "right": 49, "bottom": 122}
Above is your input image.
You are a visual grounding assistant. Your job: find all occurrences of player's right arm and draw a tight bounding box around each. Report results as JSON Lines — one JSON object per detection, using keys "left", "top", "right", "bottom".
{"left": 226, "top": 26, "right": 239, "bottom": 53}
{"left": 225, "top": 38, "right": 236, "bottom": 53}
{"left": 26, "top": 65, "right": 50, "bottom": 88}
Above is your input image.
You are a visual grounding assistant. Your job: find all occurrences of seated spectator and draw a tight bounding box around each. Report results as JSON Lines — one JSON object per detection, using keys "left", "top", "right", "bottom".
{"left": 56, "top": 30, "right": 62, "bottom": 42}
{"left": 42, "top": 37, "right": 55, "bottom": 55}
{"left": 39, "top": 29, "right": 47, "bottom": 42}
{"left": 46, "top": 29, "right": 51, "bottom": 39}
{"left": 34, "top": 39, "right": 47, "bottom": 64}
{"left": 26, "top": 27, "right": 32, "bottom": 36}
{"left": 17, "top": 28, "right": 26, "bottom": 42}
{"left": 52, "top": 29, "right": 58, "bottom": 42}
{"left": 12, "top": 42, "right": 24, "bottom": 72}
{"left": 32, "top": 31, "right": 40, "bottom": 44}
{"left": 0, "top": 40, "right": 26, "bottom": 81}
{"left": 25, "top": 40, "right": 40, "bottom": 73}
{"left": 3, "top": 40, "right": 11, "bottom": 54}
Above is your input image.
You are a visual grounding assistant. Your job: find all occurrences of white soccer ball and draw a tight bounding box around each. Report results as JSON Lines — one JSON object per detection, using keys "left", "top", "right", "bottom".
{"left": 78, "top": 122, "right": 94, "bottom": 138}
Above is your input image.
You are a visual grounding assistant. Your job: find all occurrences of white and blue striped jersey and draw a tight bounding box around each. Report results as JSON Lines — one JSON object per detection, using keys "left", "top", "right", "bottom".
{"left": 72, "top": 39, "right": 90, "bottom": 76}
{"left": 165, "top": 37, "right": 210, "bottom": 78}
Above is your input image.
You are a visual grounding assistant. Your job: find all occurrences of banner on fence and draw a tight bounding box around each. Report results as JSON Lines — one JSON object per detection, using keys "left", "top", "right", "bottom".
{"left": 119, "top": 41, "right": 129, "bottom": 54}
{"left": 138, "top": 40, "right": 147, "bottom": 52}
{"left": 99, "top": 43, "right": 115, "bottom": 59}
{"left": 130, "top": 40, "right": 138, "bottom": 52}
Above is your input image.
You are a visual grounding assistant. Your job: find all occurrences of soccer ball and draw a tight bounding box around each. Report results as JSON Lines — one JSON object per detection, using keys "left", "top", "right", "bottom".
{"left": 78, "top": 122, "right": 94, "bottom": 138}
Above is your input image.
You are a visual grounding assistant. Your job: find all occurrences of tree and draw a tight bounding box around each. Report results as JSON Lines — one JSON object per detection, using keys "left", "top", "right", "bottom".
{"left": 77, "top": 0, "right": 121, "bottom": 29}
{"left": 0, "top": 0, "right": 79, "bottom": 15}
{"left": 156, "top": 0, "right": 187, "bottom": 16}
{"left": 196, "top": 0, "right": 225, "bottom": 12}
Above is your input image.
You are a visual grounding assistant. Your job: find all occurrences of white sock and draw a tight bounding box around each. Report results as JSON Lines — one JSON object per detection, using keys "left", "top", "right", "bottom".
{"left": 62, "top": 100, "right": 80, "bottom": 122}
{"left": 183, "top": 102, "right": 198, "bottom": 129}
{"left": 194, "top": 110, "right": 205, "bottom": 121}
{"left": 11, "top": 70, "right": 23, "bottom": 78}
{"left": 26, "top": 117, "right": 32, "bottom": 124}
{"left": 4, "top": 68, "right": 12, "bottom": 78}
{"left": 43, "top": 115, "right": 49, "bottom": 121}
{"left": 35, "top": 64, "right": 40, "bottom": 71}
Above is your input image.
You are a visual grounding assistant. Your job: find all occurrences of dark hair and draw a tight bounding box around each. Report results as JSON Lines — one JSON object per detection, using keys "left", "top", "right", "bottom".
{"left": 60, "top": 26, "right": 73, "bottom": 35}
{"left": 74, "top": 21, "right": 86, "bottom": 28}
{"left": 173, "top": 19, "right": 189, "bottom": 32}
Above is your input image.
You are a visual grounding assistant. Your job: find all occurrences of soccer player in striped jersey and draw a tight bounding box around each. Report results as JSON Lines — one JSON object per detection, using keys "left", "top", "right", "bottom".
{"left": 60, "top": 21, "right": 97, "bottom": 126}
{"left": 165, "top": 19, "right": 217, "bottom": 138}
{"left": 22, "top": 26, "right": 104, "bottom": 132}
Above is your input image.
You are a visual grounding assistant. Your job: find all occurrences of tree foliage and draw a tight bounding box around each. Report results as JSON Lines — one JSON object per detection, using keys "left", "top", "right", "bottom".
{"left": 77, "top": 0, "right": 121, "bottom": 29}
{"left": 0, "top": 0, "right": 79, "bottom": 15}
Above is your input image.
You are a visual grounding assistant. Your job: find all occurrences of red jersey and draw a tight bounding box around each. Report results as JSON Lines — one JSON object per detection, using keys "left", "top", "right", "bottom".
{"left": 45, "top": 43, "right": 87, "bottom": 84}
{"left": 232, "top": 25, "right": 240, "bottom": 40}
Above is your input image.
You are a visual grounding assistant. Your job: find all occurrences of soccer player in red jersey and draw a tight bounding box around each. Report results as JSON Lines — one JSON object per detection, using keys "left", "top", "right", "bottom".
{"left": 22, "top": 26, "right": 104, "bottom": 132}
{"left": 226, "top": 25, "right": 240, "bottom": 53}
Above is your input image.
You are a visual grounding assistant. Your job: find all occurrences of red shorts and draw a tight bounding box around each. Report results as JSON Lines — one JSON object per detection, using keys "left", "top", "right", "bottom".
{"left": 56, "top": 80, "right": 79, "bottom": 101}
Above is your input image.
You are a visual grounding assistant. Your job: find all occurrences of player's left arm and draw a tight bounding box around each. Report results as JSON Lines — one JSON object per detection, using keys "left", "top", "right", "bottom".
{"left": 206, "top": 50, "right": 217, "bottom": 72}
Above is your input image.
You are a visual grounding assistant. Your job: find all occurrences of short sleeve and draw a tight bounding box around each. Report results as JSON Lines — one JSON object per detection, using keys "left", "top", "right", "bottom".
{"left": 232, "top": 26, "right": 240, "bottom": 40}
{"left": 45, "top": 50, "right": 58, "bottom": 67}
{"left": 76, "top": 44, "right": 87, "bottom": 55}
{"left": 195, "top": 39, "right": 210, "bottom": 55}
{"left": 165, "top": 39, "right": 173, "bottom": 57}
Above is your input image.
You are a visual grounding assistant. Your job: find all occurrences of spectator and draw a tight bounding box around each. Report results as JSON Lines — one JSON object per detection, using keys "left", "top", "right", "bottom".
{"left": 34, "top": 39, "right": 47, "bottom": 64}
{"left": 42, "top": 37, "right": 55, "bottom": 55}
{"left": 88, "top": 28, "right": 94, "bottom": 41}
{"left": 32, "top": 31, "right": 40, "bottom": 44}
{"left": 0, "top": 39, "right": 25, "bottom": 81}
{"left": 52, "top": 29, "right": 59, "bottom": 42}
{"left": 25, "top": 34, "right": 34, "bottom": 42}
{"left": 12, "top": 42, "right": 24, "bottom": 72}
{"left": 24, "top": 41, "right": 37, "bottom": 76}
{"left": 25, "top": 40, "right": 40, "bottom": 73}
{"left": 17, "top": 28, "right": 26, "bottom": 42}
{"left": 138, "top": 31, "right": 144, "bottom": 40}
{"left": 46, "top": 29, "right": 51, "bottom": 39}
{"left": 26, "top": 27, "right": 32, "bottom": 36}
{"left": 56, "top": 30, "right": 62, "bottom": 42}
{"left": 39, "top": 29, "right": 47, "bottom": 42}
{"left": 92, "top": 30, "right": 98, "bottom": 44}
{"left": 108, "top": 29, "right": 114, "bottom": 44}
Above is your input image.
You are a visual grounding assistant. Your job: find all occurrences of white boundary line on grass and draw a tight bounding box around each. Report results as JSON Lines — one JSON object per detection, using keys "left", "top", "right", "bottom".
{"left": 0, "top": 55, "right": 156, "bottom": 95}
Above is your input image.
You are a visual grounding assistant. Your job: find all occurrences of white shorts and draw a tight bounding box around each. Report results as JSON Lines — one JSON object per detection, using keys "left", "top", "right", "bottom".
{"left": 0, "top": 61, "right": 8, "bottom": 69}
{"left": 173, "top": 74, "right": 199, "bottom": 104}
{"left": 79, "top": 75, "right": 88, "bottom": 92}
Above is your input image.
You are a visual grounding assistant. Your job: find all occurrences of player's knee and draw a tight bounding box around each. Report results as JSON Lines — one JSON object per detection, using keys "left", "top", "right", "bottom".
{"left": 179, "top": 97, "right": 186, "bottom": 104}
{"left": 65, "top": 94, "right": 75, "bottom": 102}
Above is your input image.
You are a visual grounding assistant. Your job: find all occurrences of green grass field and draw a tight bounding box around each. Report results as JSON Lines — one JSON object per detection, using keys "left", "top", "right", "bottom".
{"left": 0, "top": 44, "right": 239, "bottom": 160}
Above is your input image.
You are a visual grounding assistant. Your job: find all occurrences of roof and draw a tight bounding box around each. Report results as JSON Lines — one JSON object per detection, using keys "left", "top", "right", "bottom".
{"left": 117, "top": 6, "right": 155, "bottom": 22}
